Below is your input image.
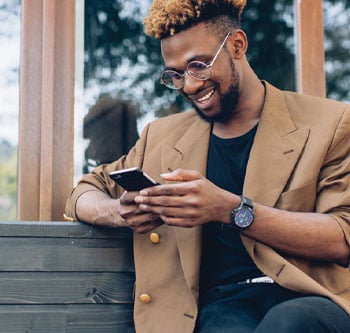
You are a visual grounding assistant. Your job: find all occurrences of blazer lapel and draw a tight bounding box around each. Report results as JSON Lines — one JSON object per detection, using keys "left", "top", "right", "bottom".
{"left": 242, "top": 82, "right": 310, "bottom": 262}
{"left": 161, "top": 116, "right": 211, "bottom": 174}
{"left": 161, "top": 116, "right": 211, "bottom": 294}
{"left": 244, "top": 83, "right": 310, "bottom": 206}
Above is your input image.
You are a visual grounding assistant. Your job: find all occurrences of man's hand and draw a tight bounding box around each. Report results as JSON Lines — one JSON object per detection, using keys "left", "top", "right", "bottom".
{"left": 134, "top": 169, "right": 238, "bottom": 228}
{"left": 119, "top": 191, "right": 163, "bottom": 233}
{"left": 75, "top": 190, "right": 162, "bottom": 234}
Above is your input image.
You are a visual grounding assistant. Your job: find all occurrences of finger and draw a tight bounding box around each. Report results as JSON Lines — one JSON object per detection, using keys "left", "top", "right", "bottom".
{"left": 123, "top": 212, "right": 159, "bottom": 227}
{"left": 139, "top": 180, "right": 200, "bottom": 197}
{"left": 120, "top": 191, "right": 140, "bottom": 205}
{"left": 138, "top": 203, "right": 199, "bottom": 221}
{"left": 134, "top": 219, "right": 163, "bottom": 234}
{"left": 160, "top": 168, "right": 203, "bottom": 182}
{"left": 132, "top": 221, "right": 152, "bottom": 233}
{"left": 135, "top": 192, "right": 186, "bottom": 206}
{"left": 160, "top": 215, "right": 197, "bottom": 228}
{"left": 119, "top": 204, "right": 144, "bottom": 219}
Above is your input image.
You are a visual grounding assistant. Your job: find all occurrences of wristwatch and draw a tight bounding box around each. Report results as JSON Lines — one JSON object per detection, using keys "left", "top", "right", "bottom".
{"left": 230, "top": 195, "right": 254, "bottom": 229}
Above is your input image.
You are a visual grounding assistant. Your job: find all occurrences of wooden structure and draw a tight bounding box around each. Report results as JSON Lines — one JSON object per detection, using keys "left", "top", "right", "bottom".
{"left": 0, "top": 222, "right": 135, "bottom": 332}
{"left": 295, "top": 0, "right": 326, "bottom": 97}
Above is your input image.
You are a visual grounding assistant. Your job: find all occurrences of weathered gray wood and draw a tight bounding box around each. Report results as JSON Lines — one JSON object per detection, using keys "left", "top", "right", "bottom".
{"left": 0, "top": 237, "right": 134, "bottom": 272}
{"left": 0, "top": 221, "right": 135, "bottom": 332}
{"left": 0, "top": 221, "right": 132, "bottom": 239}
{"left": 0, "top": 272, "right": 134, "bottom": 304}
{"left": 66, "top": 305, "right": 134, "bottom": 333}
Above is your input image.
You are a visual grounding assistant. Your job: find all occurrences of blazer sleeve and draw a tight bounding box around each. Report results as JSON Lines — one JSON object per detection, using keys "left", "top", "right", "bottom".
{"left": 64, "top": 123, "right": 151, "bottom": 221}
{"left": 316, "top": 105, "right": 350, "bottom": 246}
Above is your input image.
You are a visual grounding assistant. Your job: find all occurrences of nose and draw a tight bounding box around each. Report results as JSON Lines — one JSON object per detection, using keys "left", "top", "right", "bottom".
{"left": 181, "top": 73, "right": 205, "bottom": 95}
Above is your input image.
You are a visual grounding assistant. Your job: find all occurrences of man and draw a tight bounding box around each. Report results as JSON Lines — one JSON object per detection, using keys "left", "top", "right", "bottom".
{"left": 65, "top": 0, "right": 350, "bottom": 332}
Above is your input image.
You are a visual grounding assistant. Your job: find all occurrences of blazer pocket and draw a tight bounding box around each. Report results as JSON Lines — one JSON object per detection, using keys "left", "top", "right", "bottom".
{"left": 277, "top": 181, "right": 317, "bottom": 212}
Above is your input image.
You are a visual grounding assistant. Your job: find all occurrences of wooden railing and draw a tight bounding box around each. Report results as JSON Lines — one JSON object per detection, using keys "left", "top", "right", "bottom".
{"left": 0, "top": 221, "right": 135, "bottom": 333}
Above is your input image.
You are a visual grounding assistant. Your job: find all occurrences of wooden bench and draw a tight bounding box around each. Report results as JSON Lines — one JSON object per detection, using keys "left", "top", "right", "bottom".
{"left": 0, "top": 221, "right": 135, "bottom": 333}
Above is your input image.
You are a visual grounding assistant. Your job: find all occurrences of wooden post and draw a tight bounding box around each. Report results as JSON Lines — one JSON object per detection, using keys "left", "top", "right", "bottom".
{"left": 295, "top": 0, "right": 326, "bottom": 97}
{"left": 18, "top": 0, "right": 75, "bottom": 221}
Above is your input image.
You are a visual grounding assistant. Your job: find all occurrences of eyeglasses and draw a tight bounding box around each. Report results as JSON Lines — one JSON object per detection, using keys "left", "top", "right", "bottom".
{"left": 160, "top": 32, "right": 232, "bottom": 90}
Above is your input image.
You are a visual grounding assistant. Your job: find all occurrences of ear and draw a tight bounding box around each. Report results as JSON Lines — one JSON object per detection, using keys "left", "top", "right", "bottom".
{"left": 228, "top": 29, "right": 248, "bottom": 59}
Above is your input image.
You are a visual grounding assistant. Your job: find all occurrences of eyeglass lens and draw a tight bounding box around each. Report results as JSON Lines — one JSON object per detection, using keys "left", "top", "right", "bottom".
{"left": 161, "top": 61, "right": 211, "bottom": 89}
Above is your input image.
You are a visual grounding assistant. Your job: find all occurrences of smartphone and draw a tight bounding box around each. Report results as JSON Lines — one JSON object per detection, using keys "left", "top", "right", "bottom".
{"left": 109, "top": 167, "right": 158, "bottom": 191}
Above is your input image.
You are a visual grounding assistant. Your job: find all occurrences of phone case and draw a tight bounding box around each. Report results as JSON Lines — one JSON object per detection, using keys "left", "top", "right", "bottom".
{"left": 109, "top": 167, "right": 158, "bottom": 191}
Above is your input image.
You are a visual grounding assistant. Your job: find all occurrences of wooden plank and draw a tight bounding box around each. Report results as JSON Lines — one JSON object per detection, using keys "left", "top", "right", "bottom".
{"left": 295, "top": 0, "right": 326, "bottom": 97}
{"left": 0, "top": 221, "right": 133, "bottom": 239}
{"left": 0, "top": 238, "right": 134, "bottom": 272}
{"left": 0, "top": 304, "right": 134, "bottom": 333}
{"left": 0, "top": 272, "right": 134, "bottom": 304}
{"left": 67, "top": 306, "right": 135, "bottom": 333}
{"left": 0, "top": 307, "right": 66, "bottom": 333}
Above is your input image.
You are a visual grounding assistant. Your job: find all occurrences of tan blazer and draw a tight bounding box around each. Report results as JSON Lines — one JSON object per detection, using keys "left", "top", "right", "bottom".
{"left": 66, "top": 83, "right": 350, "bottom": 332}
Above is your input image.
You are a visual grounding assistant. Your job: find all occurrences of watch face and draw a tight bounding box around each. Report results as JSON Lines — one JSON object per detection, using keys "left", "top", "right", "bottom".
{"left": 235, "top": 207, "right": 254, "bottom": 228}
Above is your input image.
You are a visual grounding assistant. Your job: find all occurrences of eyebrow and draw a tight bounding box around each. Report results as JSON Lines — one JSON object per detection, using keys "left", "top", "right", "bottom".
{"left": 163, "top": 53, "right": 210, "bottom": 72}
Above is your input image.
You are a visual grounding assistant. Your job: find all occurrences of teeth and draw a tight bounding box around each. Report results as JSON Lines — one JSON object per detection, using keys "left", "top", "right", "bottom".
{"left": 197, "top": 89, "right": 214, "bottom": 102}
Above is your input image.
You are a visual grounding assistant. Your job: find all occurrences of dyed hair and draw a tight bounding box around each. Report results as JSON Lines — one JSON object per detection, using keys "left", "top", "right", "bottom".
{"left": 144, "top": 0, "right": 247, "bottom": 39}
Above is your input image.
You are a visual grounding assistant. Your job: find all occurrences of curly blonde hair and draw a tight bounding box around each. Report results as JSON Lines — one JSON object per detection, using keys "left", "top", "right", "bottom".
{"left": 144, "top": 0, "right": 247, "bottom": 39}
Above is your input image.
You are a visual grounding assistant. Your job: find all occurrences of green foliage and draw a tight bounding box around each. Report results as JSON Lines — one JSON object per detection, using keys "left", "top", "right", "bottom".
{"left": 0, "top": 140, "right": 17, "bottom": 221}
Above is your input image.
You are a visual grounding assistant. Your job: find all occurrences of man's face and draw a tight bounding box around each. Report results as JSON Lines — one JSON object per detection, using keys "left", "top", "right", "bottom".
{"left": 160, "top": 23, "right": 241, "bottom": 123}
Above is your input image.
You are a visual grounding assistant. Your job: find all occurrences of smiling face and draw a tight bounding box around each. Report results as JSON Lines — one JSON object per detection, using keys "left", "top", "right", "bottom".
{"left": 160, "top": 22, "right": 241, "bottom": 123}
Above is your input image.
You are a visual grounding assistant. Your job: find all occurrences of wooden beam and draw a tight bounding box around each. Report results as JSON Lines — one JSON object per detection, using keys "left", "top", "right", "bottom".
{"left": 18, "top": 0, "right": 43, "bottom": 220}
{"left": 18, "top": 0, "right": 75, "bottom": 221}
{"left": 295, "top": 0, "right": 326, "bottom": 97}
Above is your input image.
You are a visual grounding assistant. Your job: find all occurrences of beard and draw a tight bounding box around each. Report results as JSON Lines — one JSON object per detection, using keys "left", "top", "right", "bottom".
{"left": 192, "top": 61, "right": 240, "bottom": 123}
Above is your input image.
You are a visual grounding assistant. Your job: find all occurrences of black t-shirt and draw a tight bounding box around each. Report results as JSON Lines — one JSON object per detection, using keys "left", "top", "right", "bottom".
{"left": 200, "top": 125, "right": 263, "bottom": 302}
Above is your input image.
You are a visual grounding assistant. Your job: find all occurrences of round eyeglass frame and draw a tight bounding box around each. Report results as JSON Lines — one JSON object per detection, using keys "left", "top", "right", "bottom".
{"left": 160, "top": 32, "right": 232, "bottom": 90}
